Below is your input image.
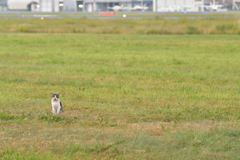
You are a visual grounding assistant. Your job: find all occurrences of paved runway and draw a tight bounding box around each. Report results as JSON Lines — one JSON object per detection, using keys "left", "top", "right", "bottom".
{"left": 0, "top": 11, "right": 239, "bottom": 19}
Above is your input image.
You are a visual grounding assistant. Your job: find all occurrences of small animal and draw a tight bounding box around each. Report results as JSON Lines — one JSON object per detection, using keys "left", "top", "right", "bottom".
{"left": 51, "top": 93, "right": 64, "bottom": 114}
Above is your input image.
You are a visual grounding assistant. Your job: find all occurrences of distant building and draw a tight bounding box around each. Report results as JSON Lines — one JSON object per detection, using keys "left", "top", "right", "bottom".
{"left": 7, "top": 0, "right": 64, "bottom": 12}
{"left": 0, "top": 0, "right": 8, "bottom": 11}
{"left": 38, "top": 0, "right": 63, "bottom": 12}
{"left": 232, "top": 0, "right": 240, "bottom": 10}
{"left": 153, "top": 0, "right": 204, "bottom": 12}
{"left": 5, "top": 0, "right": 234, "bottom": 12}
{"left": 10, "top": 0, "right": 151, "bottom": 12}
{"left": 153, "top": 0, "right": 229, "bottom": 12}
{"left": 8, "top": 0, "right": 40, "bottom": 11}
{"left": 62, "top": 0, "right": 153, "bottom": 12}
{"left": 62, "top": 0, "right": 76, "bottom": 11}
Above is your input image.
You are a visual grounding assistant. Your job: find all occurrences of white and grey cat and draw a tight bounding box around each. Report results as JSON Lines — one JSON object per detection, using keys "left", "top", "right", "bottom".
{"left": 51, "top": 93, "right": 64, "bottom": 114}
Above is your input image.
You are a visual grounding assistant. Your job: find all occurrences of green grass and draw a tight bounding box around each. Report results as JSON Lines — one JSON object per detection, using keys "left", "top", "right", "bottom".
{"left": 0, "top": 16, "right": 240, "bottom": 34}
{"left": 0, "top": 32, "right": 240, "bottom": 159}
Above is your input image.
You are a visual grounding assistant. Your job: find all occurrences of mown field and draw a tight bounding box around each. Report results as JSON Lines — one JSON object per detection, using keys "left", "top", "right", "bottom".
{"left": 0, "top": 16, "right": 240, "bottom": 159}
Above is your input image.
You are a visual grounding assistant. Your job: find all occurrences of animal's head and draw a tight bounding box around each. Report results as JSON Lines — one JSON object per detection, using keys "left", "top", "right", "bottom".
{"left": 51, "top": 93, "right": 60, "bottom": 101}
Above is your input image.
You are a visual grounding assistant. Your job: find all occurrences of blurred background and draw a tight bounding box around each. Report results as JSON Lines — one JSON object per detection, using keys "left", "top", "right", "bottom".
{"left": 0, "top": 0, "right": 237, "bottom": 13}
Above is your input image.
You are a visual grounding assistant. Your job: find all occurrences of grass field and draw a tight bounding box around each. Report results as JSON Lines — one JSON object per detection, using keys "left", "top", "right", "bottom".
{"left": 0, "top": 17, "right": 240, "bottom": 159}
{"left": 0, "top": 16, "right": 240, "bottom": 34}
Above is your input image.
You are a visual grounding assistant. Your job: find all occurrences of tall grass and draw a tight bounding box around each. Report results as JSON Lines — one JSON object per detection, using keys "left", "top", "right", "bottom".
{"left": 0, "top": 17, "right": 240, "bottom": 34}
{"left": 0, "top": 32, "right": 240, "bottom": 159}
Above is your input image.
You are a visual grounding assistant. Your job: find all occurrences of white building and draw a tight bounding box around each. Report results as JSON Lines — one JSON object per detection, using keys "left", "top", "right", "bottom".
{"left": 232, "top": 0, "right": 240, "bottom": 10}
{"left": 7, "top": 0, "right": 64, "bottom": 12}
{"left": 63, "top": 0, "right": 76, "bottom": 11}
{"left": 39, "top": 0, "right": 63, "bottom": 12}
{"left": 153, "top": 0, "right": 205, "bottom": 12}
{"left": 7, "top": 0, "right": 229, "bottom": 12}
{"left": 59, "top": 0, "right": 152, "bottom": 12}
{"left": 8, "top": 0, "right": 37, "bottom": 11}
{"left": 153, "top": 0, "right": 230, "bottom": 12}
{"left": 0, "top": 0, "right": 8, "bottom": 11}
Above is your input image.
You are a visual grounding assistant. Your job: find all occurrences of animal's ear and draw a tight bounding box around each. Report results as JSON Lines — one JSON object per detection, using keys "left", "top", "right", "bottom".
{"left": 58, "top": 93, "right": 60, "bottom": 95}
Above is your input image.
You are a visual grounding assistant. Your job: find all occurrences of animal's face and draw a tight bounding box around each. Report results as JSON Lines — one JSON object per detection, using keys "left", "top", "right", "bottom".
{"left": 51, "top": 93, "right": 60, "bottom": 101}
